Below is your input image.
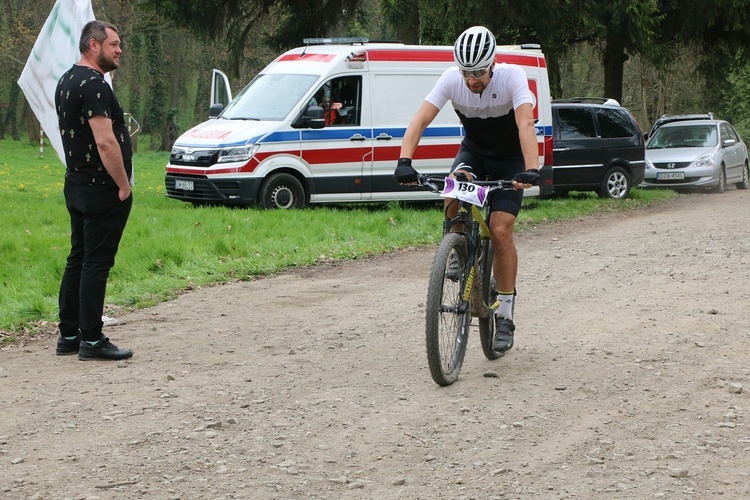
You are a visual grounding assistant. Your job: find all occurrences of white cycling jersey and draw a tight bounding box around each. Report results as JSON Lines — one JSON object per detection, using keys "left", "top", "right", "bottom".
{"left": 425, "top": 64, "right": 533, "bottom": 156}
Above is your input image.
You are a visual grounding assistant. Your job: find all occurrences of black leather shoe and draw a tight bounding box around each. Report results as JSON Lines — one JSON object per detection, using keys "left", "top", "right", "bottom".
{"left": 56, "top": 335, "right": 80, "bottom": 356}
{"left": 78, "top": 336, "right": 133, "bottom": 361}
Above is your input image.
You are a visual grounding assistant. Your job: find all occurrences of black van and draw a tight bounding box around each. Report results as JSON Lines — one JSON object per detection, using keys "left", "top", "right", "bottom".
{"left": 551, "top": 98, "right": 646, "bottom": 199}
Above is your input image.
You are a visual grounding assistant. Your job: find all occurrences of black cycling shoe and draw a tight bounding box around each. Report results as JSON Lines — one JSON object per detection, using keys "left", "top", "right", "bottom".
{"left": 493, "top": 317, "right": 515, "bottom": 352}
{"left": 56, "top": 335, "right": 80, "bottom": 356}
{"left": 445, "top": 254, "right": 460, "bottom": 282}
{"left": 78, "top": 336, "right": 133, "bottom": 361}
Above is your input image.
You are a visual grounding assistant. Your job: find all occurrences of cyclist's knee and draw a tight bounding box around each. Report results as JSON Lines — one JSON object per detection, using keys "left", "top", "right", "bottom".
{"left": 489, "top": 216, "right": 515, "bottom": 243}
{"left": 491, "top": 230, "right": 513, "bottom": 248}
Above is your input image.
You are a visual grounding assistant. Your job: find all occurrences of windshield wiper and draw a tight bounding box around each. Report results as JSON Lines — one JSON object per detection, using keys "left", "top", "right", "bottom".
{"left": 228, "top": 117, "right": 261, "bottom": 121}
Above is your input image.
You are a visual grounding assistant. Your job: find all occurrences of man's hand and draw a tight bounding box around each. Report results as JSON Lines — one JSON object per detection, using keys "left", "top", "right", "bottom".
{"left": 394, "top": 158, "right": 419, "bottom": 185}
{"left": 118, "top": 185, "right": 132, "bottom": 202}
{"left": 512, "top": 168, "right": 540, "bottom": 189}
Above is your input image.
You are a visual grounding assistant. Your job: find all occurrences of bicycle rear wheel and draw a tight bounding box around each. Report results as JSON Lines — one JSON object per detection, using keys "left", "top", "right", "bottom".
{"left": 478, "top": 238, "right": 503, "bottom": 360}
{"left": 425, "top": 232, "right": 470, "bottom": 386}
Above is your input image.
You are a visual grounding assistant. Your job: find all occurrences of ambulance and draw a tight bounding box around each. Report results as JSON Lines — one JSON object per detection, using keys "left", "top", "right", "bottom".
{"left": 165, "top": 38, "right": 554, "bottom": 208}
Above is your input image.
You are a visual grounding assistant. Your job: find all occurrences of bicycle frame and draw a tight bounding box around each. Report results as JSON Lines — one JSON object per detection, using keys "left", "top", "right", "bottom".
{"left": 442, "top": 203, "right": 486, "bottom": 304}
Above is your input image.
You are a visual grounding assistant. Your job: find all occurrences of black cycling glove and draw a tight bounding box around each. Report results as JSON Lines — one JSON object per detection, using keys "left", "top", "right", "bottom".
{"left": 394, "top": 157, "right": 419, "bottom": 184}
{"left": 513, "top": 168, "right": 540, "bottom": 186}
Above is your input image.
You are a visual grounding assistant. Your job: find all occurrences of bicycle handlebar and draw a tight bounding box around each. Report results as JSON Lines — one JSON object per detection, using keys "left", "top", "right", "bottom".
{"left": 417, "top": 174, "right": 516, "bottom": 195}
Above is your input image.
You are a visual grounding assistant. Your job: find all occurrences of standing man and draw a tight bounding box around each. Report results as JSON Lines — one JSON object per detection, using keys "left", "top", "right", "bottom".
{"left": 54, "top": 20, "right": 133, "bottom": 360}
{"left": 394, "top": 26, "right": 540, "bottom": 353}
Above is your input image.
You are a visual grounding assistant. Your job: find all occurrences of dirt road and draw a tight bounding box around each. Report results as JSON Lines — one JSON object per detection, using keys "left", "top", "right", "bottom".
{"left": 2, "top": 189, "right": 750, "bottom": 499}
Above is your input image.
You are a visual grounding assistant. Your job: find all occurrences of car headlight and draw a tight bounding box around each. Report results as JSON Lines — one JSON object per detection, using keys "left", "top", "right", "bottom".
{"left": 645, "top": 158, "right": 655, "bottom": 169}
{"left": 217, "top": 144, "right": 259, "bottom": 163}
{"left": 691, "top": 154, "right": 714, "bottom": 168}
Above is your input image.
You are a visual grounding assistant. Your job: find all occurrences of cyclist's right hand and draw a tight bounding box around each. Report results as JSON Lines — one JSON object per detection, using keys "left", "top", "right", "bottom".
{"left": 394, "top": 157, "right": 419, "bottom": 185}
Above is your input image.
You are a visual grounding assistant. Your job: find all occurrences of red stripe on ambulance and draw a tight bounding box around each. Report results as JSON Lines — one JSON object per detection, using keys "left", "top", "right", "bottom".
{"left": 365, "top": 49, "right": 546, "bottom": 68}
{"left": 373, "top": 144, "right": 460, "bottom": 162}
{"left": 277, "top": 53, "right": 337, "bottom": 63}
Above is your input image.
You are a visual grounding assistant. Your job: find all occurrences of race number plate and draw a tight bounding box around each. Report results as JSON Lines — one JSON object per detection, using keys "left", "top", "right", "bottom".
{"left": 440, "top": 178, "right": 489, "bottom": 207}
{"left": 175, "top": 179, "right": 194, "bottom": 191}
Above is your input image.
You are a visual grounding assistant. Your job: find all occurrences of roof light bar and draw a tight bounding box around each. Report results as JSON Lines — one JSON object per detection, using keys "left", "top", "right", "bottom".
{"left": 303, "top": 37, "right": 369, "bottom": 45}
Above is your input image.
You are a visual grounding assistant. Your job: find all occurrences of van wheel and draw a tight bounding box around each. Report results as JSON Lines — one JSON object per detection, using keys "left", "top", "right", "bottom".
{"left": 259, "top": 173, "right": 306, "bottom": 209}
{"left": 736, "top": 163, "right": 749, "bottom": 190}
{"left": 598, "top": 166, "right": 631, "bottom": 200}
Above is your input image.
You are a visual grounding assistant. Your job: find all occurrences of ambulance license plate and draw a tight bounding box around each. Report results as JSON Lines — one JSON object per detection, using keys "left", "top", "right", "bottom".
{"left": 175, "top": 180, "right": 194, "bottom": 191}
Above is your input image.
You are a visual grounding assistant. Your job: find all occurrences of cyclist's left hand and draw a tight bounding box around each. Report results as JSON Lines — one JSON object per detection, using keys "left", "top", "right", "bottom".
{"left": 513, "top": 168, "right": 540, "bottom": 189}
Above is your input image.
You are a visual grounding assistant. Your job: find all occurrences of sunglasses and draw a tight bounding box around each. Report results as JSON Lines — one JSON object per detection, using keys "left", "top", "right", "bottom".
{"left": 460, "top": 66, "right": 491, "bottom": 80}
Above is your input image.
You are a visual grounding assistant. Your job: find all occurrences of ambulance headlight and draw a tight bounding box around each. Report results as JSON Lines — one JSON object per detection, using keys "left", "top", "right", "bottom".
{"left": 217, "top": 144, "right": 259, "bottom": 163}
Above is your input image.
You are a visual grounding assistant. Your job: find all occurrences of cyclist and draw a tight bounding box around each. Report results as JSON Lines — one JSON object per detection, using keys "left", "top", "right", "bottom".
{"left": 394, "top": 25, "right": 540, "bottom": 353}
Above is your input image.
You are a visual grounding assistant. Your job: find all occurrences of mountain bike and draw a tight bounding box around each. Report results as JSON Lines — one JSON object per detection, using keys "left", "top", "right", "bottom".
{"left": 417, "top": 173, "right": 516, "bottom": 386}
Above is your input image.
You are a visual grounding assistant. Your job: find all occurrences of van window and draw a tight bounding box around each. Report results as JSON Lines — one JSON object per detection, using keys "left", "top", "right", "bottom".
{"left": 596, "top": 108, "right": 636, "bottom": 138}
{"left": 557, "top": 107, "right": 596, "bottom": 139}
{"left": 309, "top": 76, "right": 362, "bottom": 126}
{"left": 222, "top": 73, "right": 318, "bottom": 121}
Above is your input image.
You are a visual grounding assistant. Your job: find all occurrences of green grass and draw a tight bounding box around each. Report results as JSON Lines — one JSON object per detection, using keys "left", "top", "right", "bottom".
{"left": 0, "top": 137, "right": 676, "bottom": 342}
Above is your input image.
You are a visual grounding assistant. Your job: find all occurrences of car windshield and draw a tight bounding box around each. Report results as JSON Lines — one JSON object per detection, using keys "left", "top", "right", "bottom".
{"left": 220, "top": 73, "right": 319, "bottom": 121}
{"left": 648, "top": 125, "right": 718, "bottom": 149}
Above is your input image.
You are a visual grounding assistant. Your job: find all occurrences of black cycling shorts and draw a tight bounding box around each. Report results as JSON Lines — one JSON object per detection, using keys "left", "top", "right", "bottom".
{"left": 449, "top": 145, "right": 525, "bottom": 217}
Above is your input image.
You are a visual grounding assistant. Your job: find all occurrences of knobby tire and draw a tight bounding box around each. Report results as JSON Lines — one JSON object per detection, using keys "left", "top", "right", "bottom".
{"left": 425, "top": 233, "right": 470, "bottom": 386}
{"left": 477, "top": 238, "right": 503, "bottom": 360}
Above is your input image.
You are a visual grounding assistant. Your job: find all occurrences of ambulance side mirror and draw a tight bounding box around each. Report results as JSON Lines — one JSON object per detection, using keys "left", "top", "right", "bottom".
{"left": 209, "top": 103, "right": 224, "bottom": 119}
{"left": 305, "top": 105, "right": 325, "bottom": 129}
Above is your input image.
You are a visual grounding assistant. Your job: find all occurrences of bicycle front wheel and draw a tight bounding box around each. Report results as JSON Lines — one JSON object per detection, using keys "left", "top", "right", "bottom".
{"left": 425, "top": 232, "right": 470, "bottom": 386}
{"left": 477, "top": 238, "right": 503, "bottom": 360}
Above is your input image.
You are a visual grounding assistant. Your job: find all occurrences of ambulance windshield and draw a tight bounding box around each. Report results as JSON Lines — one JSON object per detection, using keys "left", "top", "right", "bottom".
{"left": 221, "top": 73, "right": 319, "bottom": 121}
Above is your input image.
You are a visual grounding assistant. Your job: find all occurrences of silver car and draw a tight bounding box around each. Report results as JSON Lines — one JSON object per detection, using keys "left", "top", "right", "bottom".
{"left": 641, "top": 119, "right": 749, "bottom": 192}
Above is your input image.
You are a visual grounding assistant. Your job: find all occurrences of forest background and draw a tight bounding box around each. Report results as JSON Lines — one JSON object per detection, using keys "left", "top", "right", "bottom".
{"left": 2, "top": 0, "right": 750, "bottom": 151}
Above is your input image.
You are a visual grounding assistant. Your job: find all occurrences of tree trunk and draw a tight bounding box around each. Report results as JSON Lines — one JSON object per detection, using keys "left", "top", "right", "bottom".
{"left": 545, "top": 51, "right": 563, "bottom": 100}
{"left": 396, "top": 0, "right": 420, "bottom": 44}
{"left": 22, "top": 98, "right": 39, "bottom": 145}
{"left": 603, "top": 30, "right": 627, "bottom": 103}
{"left": 162, "top": 32, "right": 184, "bottom": 151}
{"left": 3, "top": 81, "right": 21, "bottom": 140}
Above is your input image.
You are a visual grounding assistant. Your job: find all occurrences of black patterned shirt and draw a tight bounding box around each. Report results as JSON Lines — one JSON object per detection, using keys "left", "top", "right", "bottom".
{"left": 55, "top": 65, "right": 132, "bottom": 184}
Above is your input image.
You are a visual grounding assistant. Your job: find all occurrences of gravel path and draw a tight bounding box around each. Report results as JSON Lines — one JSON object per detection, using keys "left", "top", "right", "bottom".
{"left": 2, "top": 189, "right": 749, "bottom": 499}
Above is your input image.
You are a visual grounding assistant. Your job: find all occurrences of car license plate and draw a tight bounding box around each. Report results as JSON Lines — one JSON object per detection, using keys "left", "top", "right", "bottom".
{"left": 656, "top": 171, "right": 685, "bottom": 180}
{"left": 175, "top": 179, "right": 194, "bottom": 191}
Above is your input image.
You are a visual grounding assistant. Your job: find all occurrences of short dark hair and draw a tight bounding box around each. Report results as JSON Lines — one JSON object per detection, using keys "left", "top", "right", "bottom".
{"left": 79, "top": 20, "right": 118, "bottom": 53}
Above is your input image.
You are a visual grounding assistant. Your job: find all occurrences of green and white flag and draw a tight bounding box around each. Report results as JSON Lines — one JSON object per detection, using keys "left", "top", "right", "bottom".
{"left": 17, "top": 0, "right": 97, "bottom": 166}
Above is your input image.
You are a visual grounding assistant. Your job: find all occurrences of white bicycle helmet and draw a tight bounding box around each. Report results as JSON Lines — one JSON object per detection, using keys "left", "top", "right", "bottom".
{"left": 453, "top": 26, "right": 497, "bottom": 71}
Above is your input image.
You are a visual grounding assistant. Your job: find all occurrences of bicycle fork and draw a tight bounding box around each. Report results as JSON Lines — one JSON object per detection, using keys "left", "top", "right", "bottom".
{"left": 470, "top": 206, "right": 499, "bottom": 317}
{"left": 458, "top": 217, "right": 480, "bottom": 314}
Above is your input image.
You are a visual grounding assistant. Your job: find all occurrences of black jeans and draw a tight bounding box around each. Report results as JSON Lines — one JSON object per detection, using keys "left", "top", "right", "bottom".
{"left": 58, "top": 180, "right": 132, "bottom": 342}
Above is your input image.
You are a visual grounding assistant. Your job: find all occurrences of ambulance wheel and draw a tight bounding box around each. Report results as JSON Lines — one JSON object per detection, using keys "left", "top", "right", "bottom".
{"left": 259, "top": 173, "right": 306, "bottom": 209}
